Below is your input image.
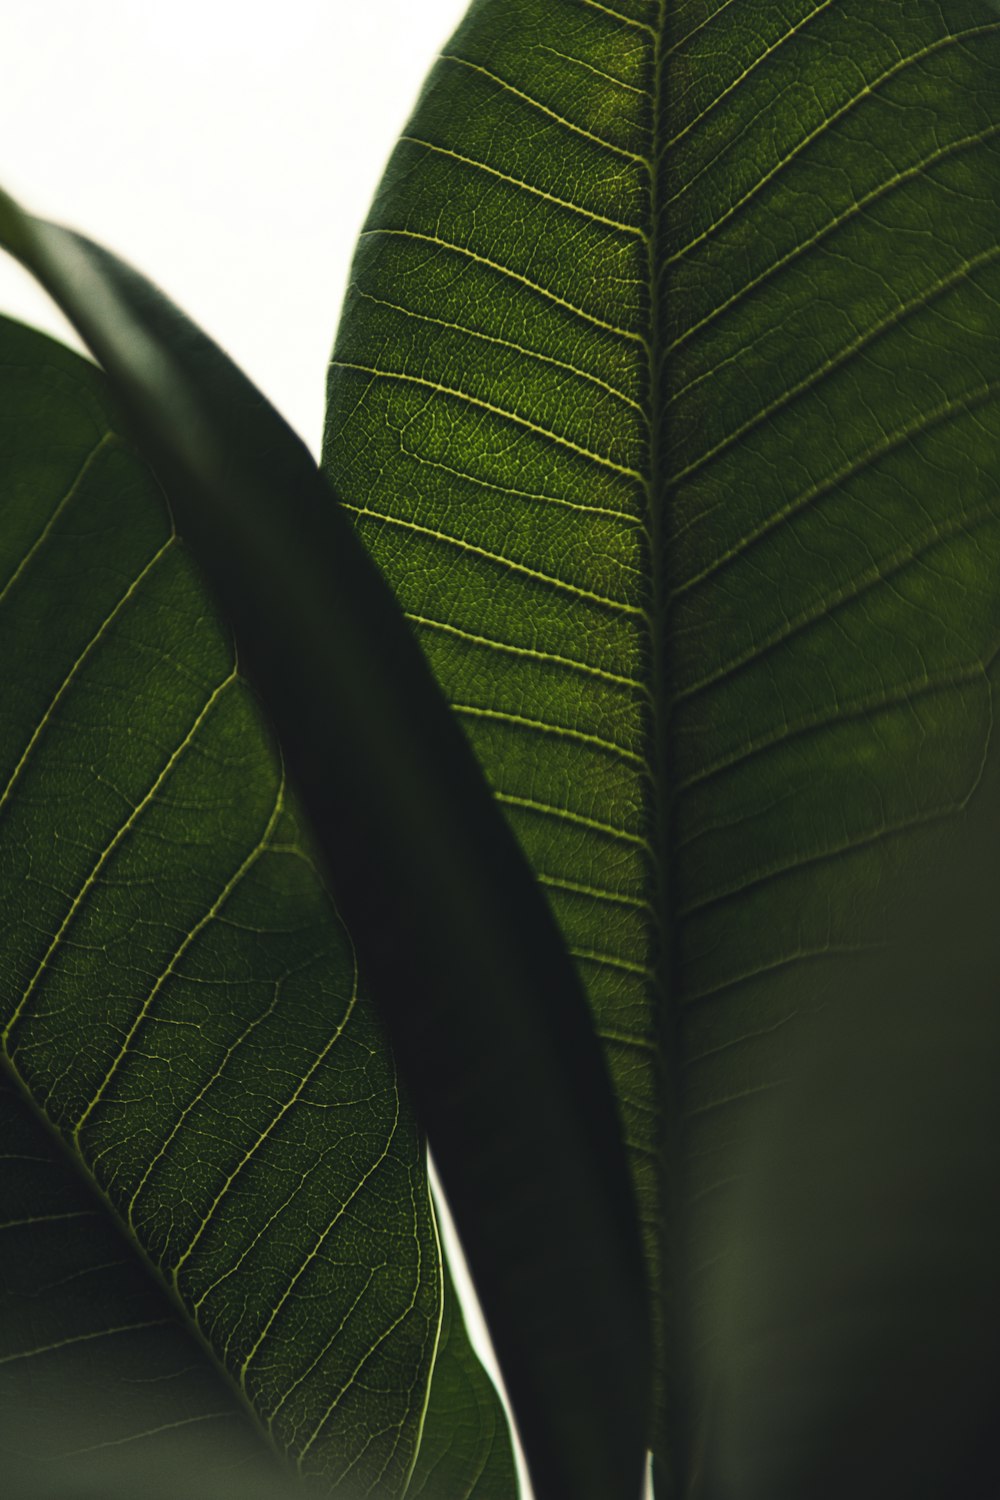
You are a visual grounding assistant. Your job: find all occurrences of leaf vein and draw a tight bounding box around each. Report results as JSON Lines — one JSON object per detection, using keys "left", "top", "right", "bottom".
{"left": 359, "top": 227, "right": 648, "bottom": 345}
{"left": 440, "top": 53, "right": 650, "bottom": 163}
{"left": 402, "top": 135, "right": 647, "bottom": 239}
{"left": 344, "top": 502, "right": 642, "bottom": 616}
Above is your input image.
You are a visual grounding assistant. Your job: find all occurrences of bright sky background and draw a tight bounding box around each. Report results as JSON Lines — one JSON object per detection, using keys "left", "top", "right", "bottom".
{"left": 1, "top": 1, "right": 470, "bottom": 458}
{"left": 1, "top": 1, "right": 539, "bottom": 1491}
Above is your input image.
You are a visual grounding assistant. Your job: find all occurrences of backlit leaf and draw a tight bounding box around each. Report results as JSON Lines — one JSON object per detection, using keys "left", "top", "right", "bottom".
{"left": 0, "top": 316, "right": 483, "bottom": 1496}
{"left": 323, "top": 0, "right": 1000, "bottom": 1479}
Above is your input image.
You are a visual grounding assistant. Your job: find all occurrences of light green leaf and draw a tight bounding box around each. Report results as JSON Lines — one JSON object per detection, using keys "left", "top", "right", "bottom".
{"left": 0, "top": 314, "right": 503, "bottom": 1496}
{"left": 323, "top": 0, "right": 1000, "bottom": 1479}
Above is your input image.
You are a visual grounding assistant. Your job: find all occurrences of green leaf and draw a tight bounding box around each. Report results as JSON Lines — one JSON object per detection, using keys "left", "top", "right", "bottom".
{"left": 0, "top": 315, "right": 500, "bottom": 1496}
{"left": 697, "top": 808, "right": 1000, "bottom": 1499}
{"left": 407, "top": 1263, "right": 517, "bottom": 1500}
{"left": 0, "top": 1072, "right": 301, "bottom": 1500}
{"left": 322, "top": 0, "right": 1000, "bottom": 1480}
{"left": 0, "top": 178, "right": 650, "bottom": 1494}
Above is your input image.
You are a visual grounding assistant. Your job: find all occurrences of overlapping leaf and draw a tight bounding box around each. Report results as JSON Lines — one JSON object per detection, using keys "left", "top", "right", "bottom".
{"left": 323, "top": 0, "right": 1000, "bottom": 1477}
{"left": 0, "top": 318, "right": 510, "bottom": 1496}
{"left": 0, "top": 173, "right": 648, "bottom": 1498}
{"left": 0, "top": 1072, "right": 299, "bottom": 1500}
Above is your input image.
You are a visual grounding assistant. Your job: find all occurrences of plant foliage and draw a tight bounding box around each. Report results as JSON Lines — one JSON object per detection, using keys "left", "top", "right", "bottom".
{"left": 2, "top": 2, "right": 999, "bottom": 1497}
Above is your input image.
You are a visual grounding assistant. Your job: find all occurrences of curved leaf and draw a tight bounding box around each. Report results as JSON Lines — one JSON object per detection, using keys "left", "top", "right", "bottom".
{"left": 0, "top": 182, "right": 648, "bottom": 1496}
{"left": 322, "top": 0, "right": 1000, "bottom": 1480}
{"left": 407, "top": 1261, "right": 517, "bottom": 1500}
{"left": 0, "top": 316, "right": 440, "bottom": 1492}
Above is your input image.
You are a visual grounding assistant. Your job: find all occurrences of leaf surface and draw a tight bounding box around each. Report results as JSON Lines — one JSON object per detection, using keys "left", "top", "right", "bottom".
{"left": 0, "top": 174, "right": 648, "bottom": 1493}
{"left": 322, "top": 0, "right": 1000, "bottom": 1479}
{"left": 0, "top": 315, "right": 491, "bottom": 1495}
{"left": 0, "top": 1072, "right": 301, "bottom": 1500}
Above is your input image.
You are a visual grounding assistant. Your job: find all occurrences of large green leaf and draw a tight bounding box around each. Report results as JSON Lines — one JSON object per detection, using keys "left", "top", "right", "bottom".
{"left": 0, "top": 315, "right": 512, "bottom": 1497}
{"left": 0, "top": 173, "right": 651, "bottom": 1500}
{"left": 323, "top": 0, "right": 1000, "bottom": 1479}
{"left": 0, "top": 183, "right": 651, "bottom": 1499}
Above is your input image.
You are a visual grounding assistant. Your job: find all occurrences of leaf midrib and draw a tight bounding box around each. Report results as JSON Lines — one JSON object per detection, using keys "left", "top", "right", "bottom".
{"left": 645, "top": 1, "right": 1000, "bottom": 1480}
{"left": 645, "top": 0, "right": 687, "bottom": 1480}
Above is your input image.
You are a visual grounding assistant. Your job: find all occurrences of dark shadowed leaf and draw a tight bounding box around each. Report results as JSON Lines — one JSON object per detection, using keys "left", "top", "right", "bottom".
{"left": 0, "top": 169, "right": 649, "bottom": 1499}
{"left": 696, "top": 794, "right": 1000, "bottom": 1499}
{"left": 0, "top": 317, "right": 442, "bottom": 1494}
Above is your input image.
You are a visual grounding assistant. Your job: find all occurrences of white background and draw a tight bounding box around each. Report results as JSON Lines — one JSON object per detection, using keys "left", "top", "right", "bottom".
{"left": 1, "top": 1, "right": 469, "bottom": 458}
{"left": 1, "top": 0, "right": 538, "bottom": 1492}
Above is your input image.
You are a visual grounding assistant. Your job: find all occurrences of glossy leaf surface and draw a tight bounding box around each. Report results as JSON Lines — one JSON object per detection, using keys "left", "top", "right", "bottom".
{"left": 0, "top": 316, "right": 511, "bottom": 1496}
{"left": 323, "top": 0, "right": 1000, "bottom": 1476}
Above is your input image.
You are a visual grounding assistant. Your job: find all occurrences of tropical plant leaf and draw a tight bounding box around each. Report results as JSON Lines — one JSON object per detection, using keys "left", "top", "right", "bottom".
{"left": 0, "top": 172, "right": 650, "bottom": 1494}
{"left": 0, "top": 314, "right": 510, "bottom": 1497}
{"left": 322, "top": 0, "right": 1000, "bottom": 1481}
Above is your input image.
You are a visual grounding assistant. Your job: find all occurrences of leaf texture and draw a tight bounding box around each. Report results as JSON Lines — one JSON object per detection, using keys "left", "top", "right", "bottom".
{"left": 0, "top": 316, "right": 456, "bottom": 1495}
{"left": 322, "top": 0, "right": 1000, "bottom": 1476}
{"left": 0, "top": 1072, "right": 301, "bottom": 1500}
{"left": 0, "top": 183, "right": 648, "bottom": 1500}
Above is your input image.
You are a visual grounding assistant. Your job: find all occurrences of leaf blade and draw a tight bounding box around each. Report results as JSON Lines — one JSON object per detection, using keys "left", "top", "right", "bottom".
{"left": 0, "top": 315, "right": 440, "bottom": 1493}
{"left": 0, "top": 181, "right": 649, "bottom": 1498}
{"left": 324, "top": 0, "right": 666, "bottom": 1460}
{"left": 661, "top": 8, "right": 1000, "bottom": 1452}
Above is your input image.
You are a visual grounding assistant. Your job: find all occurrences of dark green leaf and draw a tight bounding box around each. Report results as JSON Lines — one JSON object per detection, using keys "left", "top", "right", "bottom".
{"left": 696, "top": 804, "right": 1000, "bottom": 1499}
{"left": 407, "top": 1263, "right": 517, "bottom": 1500}
{"left": 0, "top": 317, "right": 440, "bottom": 1493}
{"left": 321, "top": 0, "right": 1000, "bottom": 1481}
{"left": 0, "top": 175, "right": 649, "bottom": 1496}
